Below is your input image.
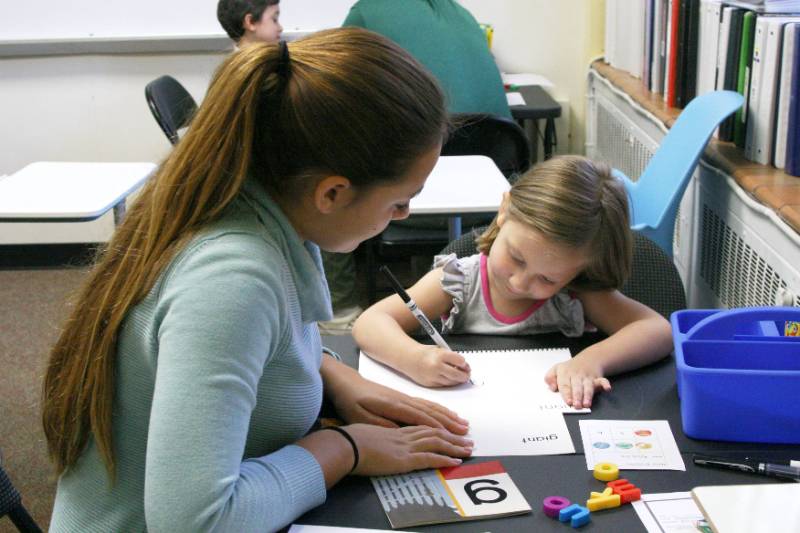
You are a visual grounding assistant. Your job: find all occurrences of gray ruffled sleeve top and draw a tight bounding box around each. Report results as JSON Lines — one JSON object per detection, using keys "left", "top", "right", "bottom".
{"left": 434, "top": 253, "right": 585, "bottom": 337}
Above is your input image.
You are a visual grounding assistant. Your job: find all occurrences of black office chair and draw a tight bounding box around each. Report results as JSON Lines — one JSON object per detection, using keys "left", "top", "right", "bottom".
{"left": 144, "top": 75, "right": 198, "bottom": 145}
{"left": 365, "top": 114, "right": 531, "bottom": 303}
{"left": 0, "top": 457, "right": 42, "bottom": 533}
{"left": 442, "top": 113, "right": 532, "bottom": 180}
{"left": 438, "top": 227, "right": 686, "bottom": 319}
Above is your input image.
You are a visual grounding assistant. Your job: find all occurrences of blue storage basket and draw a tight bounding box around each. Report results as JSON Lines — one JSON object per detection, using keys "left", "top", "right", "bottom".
{"left": 671, "top": 307, "right": 800, "bottom": 444}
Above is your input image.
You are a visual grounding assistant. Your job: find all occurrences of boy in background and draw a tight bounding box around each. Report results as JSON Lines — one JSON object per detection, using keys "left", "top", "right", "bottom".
{"left": 218, "top": 0, "right": 283, "bottom": 46}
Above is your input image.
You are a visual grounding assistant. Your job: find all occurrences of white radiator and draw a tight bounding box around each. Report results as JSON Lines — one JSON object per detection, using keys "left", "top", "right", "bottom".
{"left": 586, "top": 69, "right": 800, "bottom": 309}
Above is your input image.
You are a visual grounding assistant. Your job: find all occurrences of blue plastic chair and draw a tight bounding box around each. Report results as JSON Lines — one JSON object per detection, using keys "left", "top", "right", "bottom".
{"left": 615, "top": 90, "right": 744, "bottom": 257}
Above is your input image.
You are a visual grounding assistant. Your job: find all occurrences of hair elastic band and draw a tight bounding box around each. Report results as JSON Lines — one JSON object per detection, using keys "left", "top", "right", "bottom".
{"left": 277, "top": 40, "right": 290, "bottom": 76}
{"left": 321, "top": 426, "right": 359, "bottom": 474}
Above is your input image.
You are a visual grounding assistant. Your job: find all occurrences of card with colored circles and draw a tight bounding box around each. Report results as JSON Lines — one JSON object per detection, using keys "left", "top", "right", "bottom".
{"left": 579, "top": 420, "right": 685, "bottom": 471}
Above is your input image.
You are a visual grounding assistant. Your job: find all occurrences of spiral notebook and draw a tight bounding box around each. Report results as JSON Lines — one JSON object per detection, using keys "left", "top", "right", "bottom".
{"left": 358, "top": 348, "right": 586, "bottom": 456}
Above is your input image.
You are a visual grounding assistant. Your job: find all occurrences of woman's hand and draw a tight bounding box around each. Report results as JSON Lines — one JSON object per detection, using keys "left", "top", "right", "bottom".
{"left": 411, "top": 346, "right": 471, "bottom": 387}
{"left": 345, "top": 423, "right": 473, "bottom": 476}
{"left": 544, "top": 356, "right": 611, "bottom": 409}
{"left": 321, "top": 356, "right": 469, "bottom": 435}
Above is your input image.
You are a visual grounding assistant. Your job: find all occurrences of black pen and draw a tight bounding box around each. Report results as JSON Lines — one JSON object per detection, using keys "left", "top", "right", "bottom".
{"left": 379, "top": 265, "right": 473, "bottom": 384}
{"left": 693, "top": 454, "right": 800, "bottom": 482}
{"left": 743, "top": 456, "right": 800, "bottom": 468}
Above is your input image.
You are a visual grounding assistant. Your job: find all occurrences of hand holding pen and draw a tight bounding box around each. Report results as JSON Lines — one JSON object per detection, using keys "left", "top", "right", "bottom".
{"left": 380, "top": 266, "right": 474, "bottom": 386}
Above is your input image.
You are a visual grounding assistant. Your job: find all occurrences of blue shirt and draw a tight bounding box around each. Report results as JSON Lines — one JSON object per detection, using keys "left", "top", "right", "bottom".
{"left": 50, "top": 178, "right": 332, "bottom": 532}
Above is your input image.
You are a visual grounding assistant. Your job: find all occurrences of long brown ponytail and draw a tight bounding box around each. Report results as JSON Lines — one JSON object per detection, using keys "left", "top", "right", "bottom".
{"left": 42, "top": 27, "right": 447, "bottom": 479}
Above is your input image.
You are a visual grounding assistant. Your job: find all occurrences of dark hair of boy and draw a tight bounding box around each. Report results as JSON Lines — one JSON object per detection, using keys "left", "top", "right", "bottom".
{"left": 217, "top": 0, "right": 279, "bottom": 41}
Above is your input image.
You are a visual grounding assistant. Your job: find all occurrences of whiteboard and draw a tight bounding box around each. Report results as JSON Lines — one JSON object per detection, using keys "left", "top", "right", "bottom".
{"left": 0, "top": 0, "right": 355, "bottom": 40}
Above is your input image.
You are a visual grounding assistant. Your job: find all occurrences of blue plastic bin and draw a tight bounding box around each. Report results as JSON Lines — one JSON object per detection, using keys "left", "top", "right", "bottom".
{"left": 671, "top": 307, "right": 800, "bottom": 444}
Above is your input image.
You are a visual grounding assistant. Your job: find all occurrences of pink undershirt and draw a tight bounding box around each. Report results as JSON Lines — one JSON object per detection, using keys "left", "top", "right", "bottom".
{"left": 479, "top": 254, "right": 545, "bottom": 324}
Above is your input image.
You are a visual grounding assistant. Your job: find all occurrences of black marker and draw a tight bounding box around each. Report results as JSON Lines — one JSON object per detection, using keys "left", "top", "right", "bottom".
{"left": 693, "top": 454, "right": 800, "bottom": 482}
{"left": 380, "top": 265, "right": 473, "bottom": 384}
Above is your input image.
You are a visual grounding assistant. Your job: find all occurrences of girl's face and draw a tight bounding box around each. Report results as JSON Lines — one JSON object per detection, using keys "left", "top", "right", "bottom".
{"left": 487, "top": 214, "right": 589, "bottom": 302}
{"left": 323, "top": 145, "right": 441, "bottom": 253}
{"left": 243, "top": 4, "right": 283, "bottom": 45}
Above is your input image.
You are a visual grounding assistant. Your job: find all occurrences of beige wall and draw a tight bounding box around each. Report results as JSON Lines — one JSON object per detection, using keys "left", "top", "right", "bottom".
{"left": 462, "top": 0, "right": 605, "bottom": 154}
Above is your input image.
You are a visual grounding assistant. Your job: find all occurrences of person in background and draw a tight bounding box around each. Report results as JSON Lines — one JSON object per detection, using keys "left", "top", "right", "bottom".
{"left": 343, "top": 0, "right": 511, "bottom": 119}
{"left": 42, "top": 29, "right": 472, "bottom": 533}
{"left": 353, "top": 156, "right": 673, "bottom": 409}
{"left": 218, "top": 0, "right": 283, "bottom": 46}
{"left": 342, "top": 0, "right": 513, "bottom": 297}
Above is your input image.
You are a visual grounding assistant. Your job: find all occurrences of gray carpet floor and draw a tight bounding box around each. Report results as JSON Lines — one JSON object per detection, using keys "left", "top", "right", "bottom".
{"left": 1, "top": 266, "right": 89, "bottom": 531}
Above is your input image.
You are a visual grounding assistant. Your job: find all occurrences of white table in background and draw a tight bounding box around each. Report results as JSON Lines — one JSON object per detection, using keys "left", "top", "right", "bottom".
{"left": 409, "top": 155, "right": 509, "bottom": 240}
{"left": 0, "top": 161, "right": 156, "bottom": 224}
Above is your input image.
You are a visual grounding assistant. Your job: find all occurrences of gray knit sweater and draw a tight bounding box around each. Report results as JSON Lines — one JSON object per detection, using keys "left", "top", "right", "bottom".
{"left": 49, "top": 178, "right": 333, "bottom": 532}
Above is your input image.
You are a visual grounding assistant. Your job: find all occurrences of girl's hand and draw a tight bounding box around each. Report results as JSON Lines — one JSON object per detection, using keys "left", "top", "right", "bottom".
{"left": 324, "top": 359, "right": 470, "bottom": 435}
{"left": 345, "top": 423, "right": 473, "bottom": 476}
{"left": 544, "top": 357, "right": 611, "bottom": 409}
{"left": 411, "top": 346, "right": 471, "bottom": 387}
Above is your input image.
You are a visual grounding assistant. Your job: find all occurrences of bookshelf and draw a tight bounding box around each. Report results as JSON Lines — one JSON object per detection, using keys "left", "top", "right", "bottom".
{"left": 587, "top": 60, "right": 800, "bottom": 309}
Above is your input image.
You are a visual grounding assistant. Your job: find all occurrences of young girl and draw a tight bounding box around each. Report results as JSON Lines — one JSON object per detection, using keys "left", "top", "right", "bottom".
{"left": 42, "top": 29, "right": 472, "bottom": 533}
{"left": 353, "top": 156, "right": 673, "bottom": 409}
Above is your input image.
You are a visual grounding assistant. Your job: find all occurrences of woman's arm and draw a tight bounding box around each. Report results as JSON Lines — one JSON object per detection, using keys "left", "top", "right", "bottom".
{"left": 300, "top": 355, "right": 473, "bottom": 488}
{"left": 352, "top": 268, "right": 471, "bottom": 386}
{"left": 545, "top": 290, "right": 673, "bottom": 408}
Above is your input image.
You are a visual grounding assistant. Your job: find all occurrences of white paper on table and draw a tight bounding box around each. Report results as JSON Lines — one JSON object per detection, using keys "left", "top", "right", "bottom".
{"left": 501, "top": 72, "right": 554, "bottom": 87}
{"left": 579, "top": 420, "right": 685, "bottom": 471}
{"left": 505, "top": 92, "right": 526, "bottom": 106}
{"left": 289, "top": 526, "right": 406, "bottom": 533}
{"left": 631, "top": 492, "right": 705, "bottom": 533}
{"left": 359, "top": 349, "right": 581, "bottom": 456}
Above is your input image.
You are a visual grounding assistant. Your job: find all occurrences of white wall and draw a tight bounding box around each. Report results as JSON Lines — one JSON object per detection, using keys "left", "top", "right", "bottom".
{"left": 0, "top": 53, "right": 225, "bottom": 243}
{"left": 461, "top": 0, "right": 605, "bottom": 155}
{"left": 0, "top": 0, "right": 355, "bottom": 38}
{"left": 0, "top": 0, "right": 605, "bottom": 243}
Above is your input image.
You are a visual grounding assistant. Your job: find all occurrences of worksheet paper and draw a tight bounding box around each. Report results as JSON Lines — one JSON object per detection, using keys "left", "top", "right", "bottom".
{"left": 358, "top": 348, "right": 583, "bottom": 456}
{"left": 631, "top": 492, "right": 705, "bottom": 533}
{"left": 505, "top": 92, "right": 526, "bottom": 106}
{"left": 579, "top": 420, "right": 685, "bottom": 470}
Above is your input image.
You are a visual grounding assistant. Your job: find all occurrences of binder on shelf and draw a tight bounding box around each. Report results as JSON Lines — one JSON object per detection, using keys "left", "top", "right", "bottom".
{"left": 721, "top": 0, "right": 800, "bottom": 13}
{"left": 666, "top": 0, "right": 683, "bottom": 106}
{"left": 683, "top": 0, "right": 702, "bottom": 105}
{"left": 645, "top": 0, "right": 655, "bottom": 87}
{"left": 714, "top": 7, "right": 735, "bottom": 106}
{"left": 745, "top": 15, "right": 800, "bottom": 164}
{"left": 606, "top": 0, "right": 646, "bottom": 79}
{"left": 783, "top": 24, "right": 800, "bottom": 175}
{"left": 774, "top": 22, "right": 800, "bottom": 168}
{"left": 734, "top": 10, "right": 757, "bottom": 147}
{"left": 697, "top": 0, "right": 724, "bottom": 96}
{"left": 652, "top": 0, "right": 670, "bottom": 93}
{"left": 719, "top": 7, "right": 745, "bottom": 140}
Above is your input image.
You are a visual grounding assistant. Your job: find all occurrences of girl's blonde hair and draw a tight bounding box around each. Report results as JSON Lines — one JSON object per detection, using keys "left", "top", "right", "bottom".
{"left": 42, "top": 27, "right": 447, "bottom": 480}
{"left": 477, "top": 155, "right": 632, "bottom": 291}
